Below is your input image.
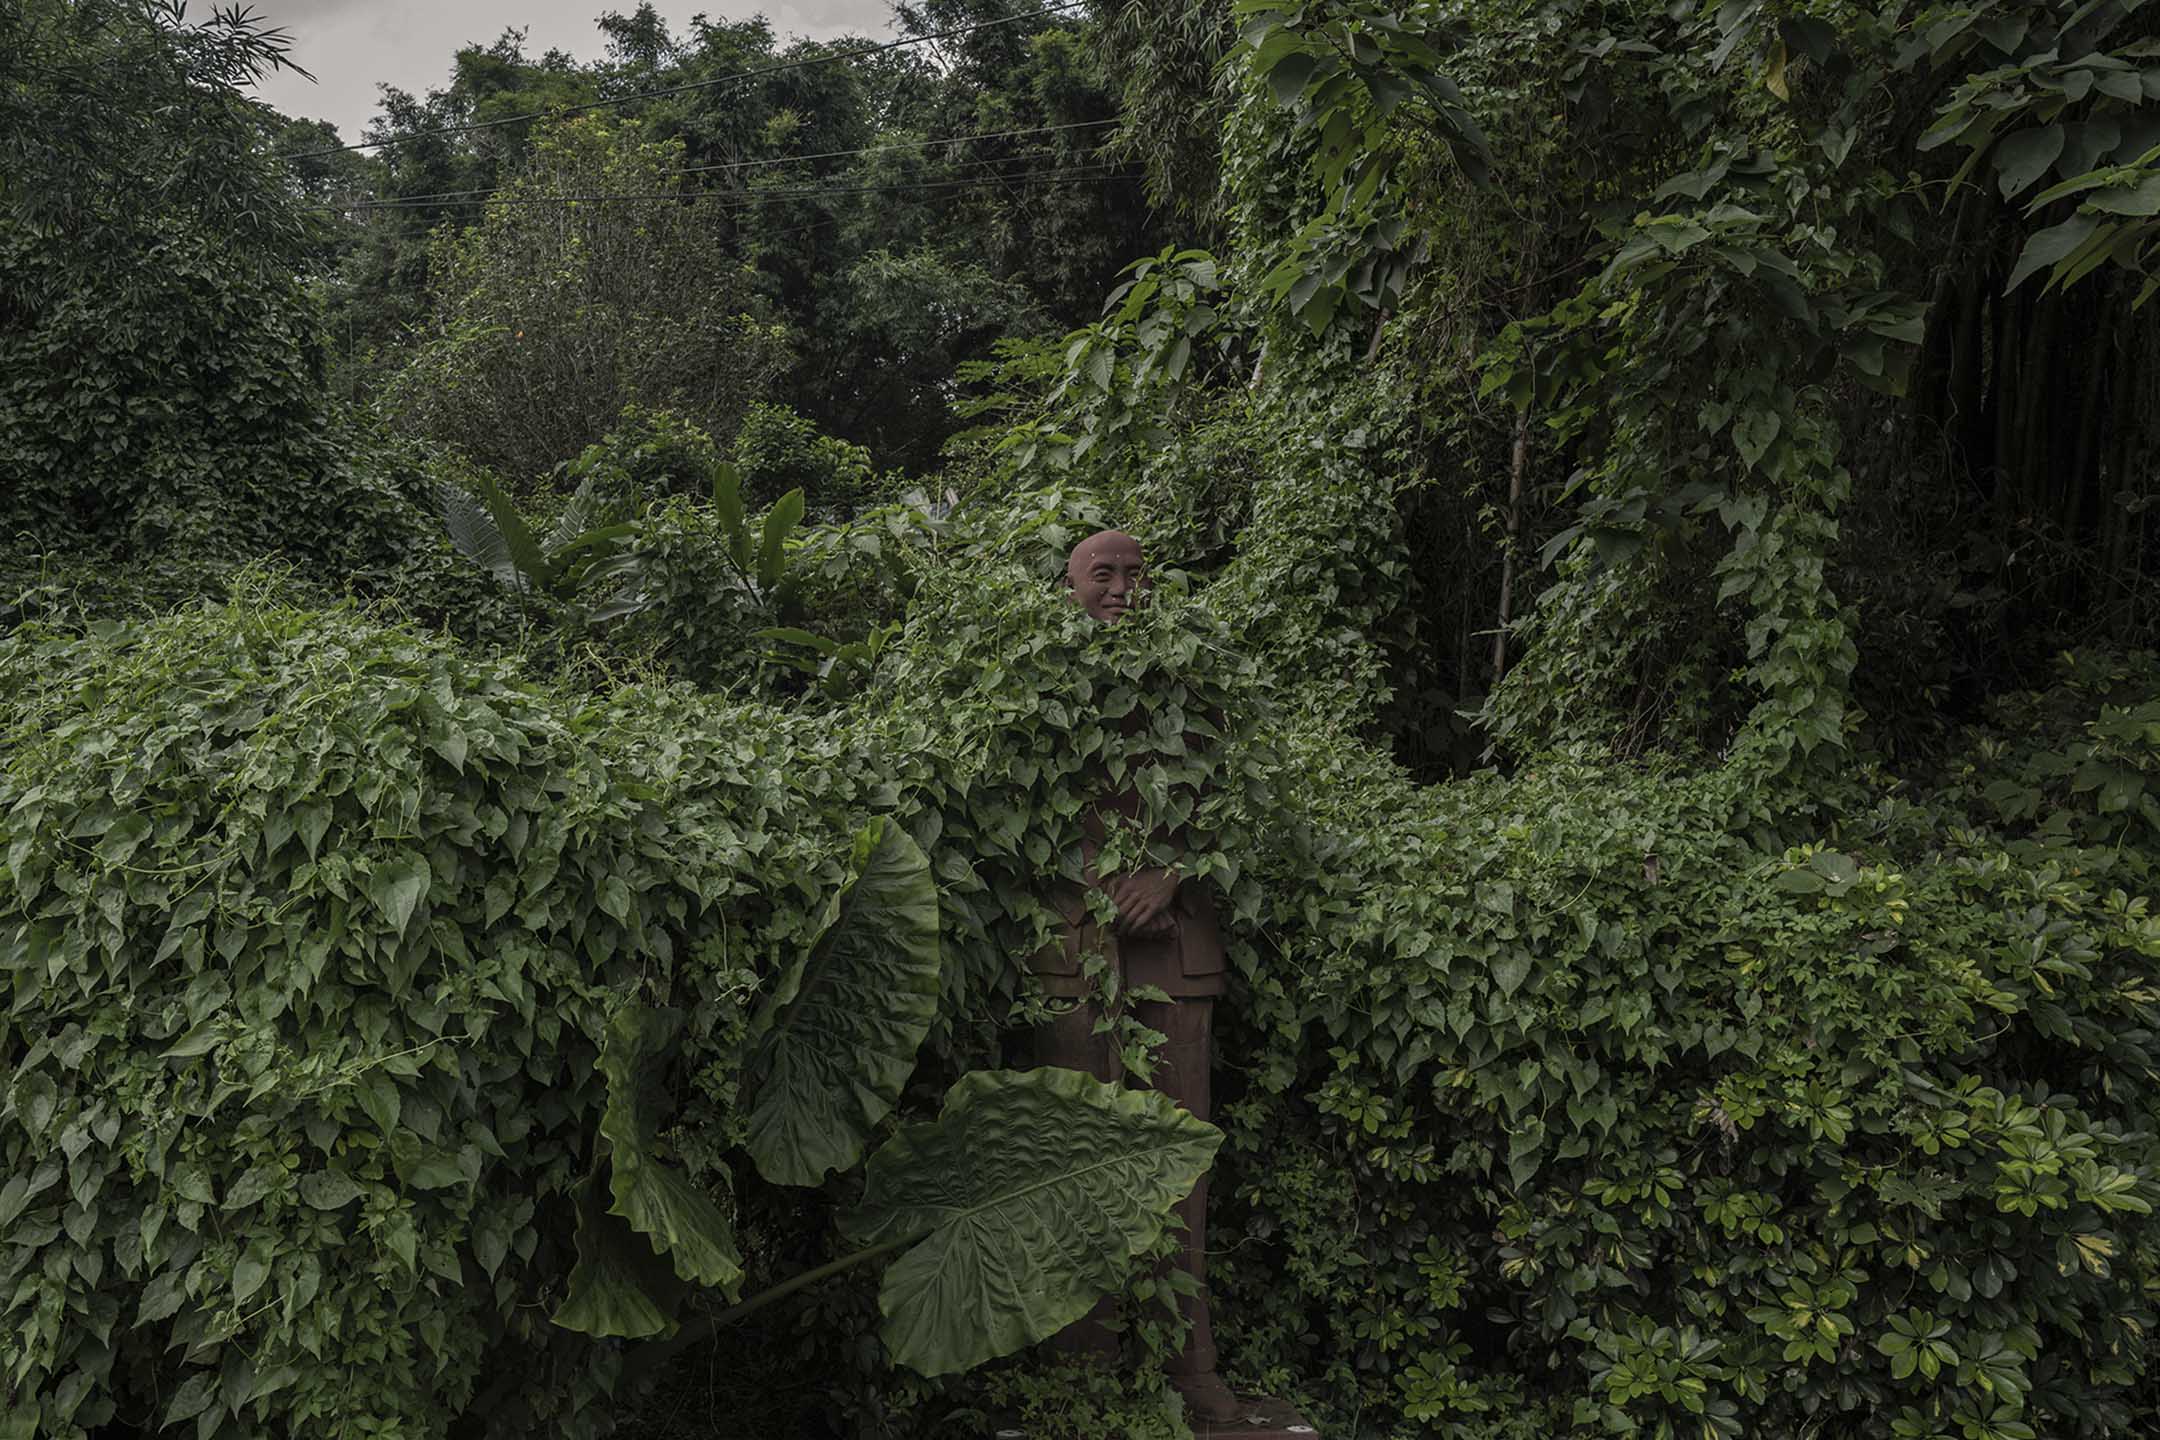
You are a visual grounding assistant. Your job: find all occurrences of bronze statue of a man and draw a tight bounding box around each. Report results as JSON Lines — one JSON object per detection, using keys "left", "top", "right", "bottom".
{"left": 1034, "top": 529, "right": 1240, "bottom": 1423}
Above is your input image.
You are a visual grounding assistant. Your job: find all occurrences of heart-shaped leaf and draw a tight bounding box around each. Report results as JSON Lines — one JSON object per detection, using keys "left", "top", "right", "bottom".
{"left": 364, "top": 855, "right": 431, "bottom": 941}
{"left": 842, "top": 1067, "right": 1220, "bottom": 1377}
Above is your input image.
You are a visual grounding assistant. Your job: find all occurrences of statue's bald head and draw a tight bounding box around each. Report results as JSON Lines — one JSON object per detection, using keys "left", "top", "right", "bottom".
{"left": 1065, "top": 529, "right": 1146, "bottom": 623}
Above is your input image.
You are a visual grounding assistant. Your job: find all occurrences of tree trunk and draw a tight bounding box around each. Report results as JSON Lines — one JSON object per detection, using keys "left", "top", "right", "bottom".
{"left": 2066, "top": 286, "right": 2115, "bottom": 545}
{"left": 1490, "top": 406, "right": 1531, "bottom": 690}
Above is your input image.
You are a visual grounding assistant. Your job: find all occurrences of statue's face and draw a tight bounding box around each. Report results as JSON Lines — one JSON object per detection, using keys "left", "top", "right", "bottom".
{"left": 1066, "top": 531, "right": 1146, "bottom": 623}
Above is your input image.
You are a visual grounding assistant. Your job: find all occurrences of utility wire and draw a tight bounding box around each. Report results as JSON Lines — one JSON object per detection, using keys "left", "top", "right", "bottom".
{"left": 350, "top": 118, "right": 1120, "bottom": 208}
{"left": 671, "top": 116, "right": 1116, "bottom": 178}
{"left": 284, "top": 1, "right": 1089, "bottom": 161}
{"left": 304, "top": 165, "right": 1130, "bottom": 214}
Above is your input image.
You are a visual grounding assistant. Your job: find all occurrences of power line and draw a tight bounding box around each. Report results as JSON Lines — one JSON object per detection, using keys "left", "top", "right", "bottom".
{"left": 284, "top": 1, "right": 1090, "bottom": 161}
{"left": 303, "top": 165, "right": 1131, "bottom": 215}
{"left": 309, "top": 166, "right": 1128, "bottom": 214}
{"left": 348, "top": 118, "right": 1121, "bottom": 209}
{"left": 672, "top": 116, "right": 1116, "bottom": 178}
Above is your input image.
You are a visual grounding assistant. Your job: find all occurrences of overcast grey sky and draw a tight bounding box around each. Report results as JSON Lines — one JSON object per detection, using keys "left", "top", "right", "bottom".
{"left": 248, "top": 2, "right": 899, "bottom": 141}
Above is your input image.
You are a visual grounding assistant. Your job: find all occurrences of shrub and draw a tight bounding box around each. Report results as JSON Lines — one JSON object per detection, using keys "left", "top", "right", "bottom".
{"left": 1197, "top": 664, "right": 2160, "bottom": 1438}
{"left": 8, "top": 535, "right": 2160, "bottom": 1440}
{"left": 0, "top": 589, "right": 1233, "bottom": 1439}
{"left": 733, "top": 402, "right": 878, "bottom": 518}
{"left": 811, "top": 517, "right": 2160, "bottom": 1439}
{"left": 383, "top": 116, "right": 791, "bottom": 484}
{"left": 0, "top": 600, "right": 868, "bottom": 1436}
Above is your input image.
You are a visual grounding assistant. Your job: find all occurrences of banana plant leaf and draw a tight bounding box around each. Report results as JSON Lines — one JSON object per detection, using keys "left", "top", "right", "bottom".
{"left": 542, "top": 474, "right": 611, "bottom": 551}
{"left": 465, "top": 469, "right": 552, "bottom": 591}
{"left": 758, "top": 488, "right": 806, "bottom": 594}
{"left": 841, "top": 1067, "right": 1221, "bottom": 1377}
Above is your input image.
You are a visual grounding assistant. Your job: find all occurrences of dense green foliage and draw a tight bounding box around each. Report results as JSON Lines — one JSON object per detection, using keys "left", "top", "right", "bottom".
{"left": 8, "top": 0, "right": 2160, "bottom": 1437}
{"left": 0, "top": 2, "right": 418, "bottom": 600}
{"left": 297, "top": 0, "right": 1154, "bottom": 472}
{"left": 0, "top": 595, "right": 1221, "bottom": 1437}
{"left": 387, "top": 117, "right": 791, "bottom": 484}
{"left": 1212, "top": 656, "right": 2160, "bottom": 1438}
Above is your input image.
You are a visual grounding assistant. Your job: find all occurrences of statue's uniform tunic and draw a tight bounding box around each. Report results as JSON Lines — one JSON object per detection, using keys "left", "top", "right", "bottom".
{"left": 1031, "top": 770, "right": 1223, "bottom": 1378}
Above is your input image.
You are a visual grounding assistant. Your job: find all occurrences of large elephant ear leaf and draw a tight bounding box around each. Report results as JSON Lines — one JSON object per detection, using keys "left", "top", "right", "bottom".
{"left": 597, "top": 1005, "right": 742, "bottom": 1290}
{"left": 744, "top": 818, "right": 941, "bottom": 1187}
{"left": 840, "top": 1067, "right": 1221, "bottom": 1377}
{"left": 551, "top": 1168, "right": 688, "bottom": 1340}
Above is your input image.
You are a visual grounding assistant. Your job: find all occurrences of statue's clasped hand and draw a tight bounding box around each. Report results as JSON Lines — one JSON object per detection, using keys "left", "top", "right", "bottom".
{"left": 1107, "top": 868, "right": 1179, "bottom": 939}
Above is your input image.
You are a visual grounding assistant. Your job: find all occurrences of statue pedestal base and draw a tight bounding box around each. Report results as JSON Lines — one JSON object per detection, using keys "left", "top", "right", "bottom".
{"left": 1192, "top": 1395, "right": 1318, "bottom": 1438}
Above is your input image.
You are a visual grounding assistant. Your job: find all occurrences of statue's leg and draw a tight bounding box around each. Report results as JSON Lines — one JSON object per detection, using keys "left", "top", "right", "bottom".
{"left": 1136, "top": 997, "right": 1220, "bottom": 1384}
{"left": 1036, "top": 997, "right": 1121, "bottom": 1362}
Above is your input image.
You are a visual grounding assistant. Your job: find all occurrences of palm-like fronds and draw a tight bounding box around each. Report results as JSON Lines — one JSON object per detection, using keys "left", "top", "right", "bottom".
{"left": 435, "top": 479, "right": 521, "bottom": 591}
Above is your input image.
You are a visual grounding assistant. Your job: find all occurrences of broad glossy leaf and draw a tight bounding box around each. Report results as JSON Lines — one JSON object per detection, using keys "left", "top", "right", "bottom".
{"left": 2088, "top": 173, "right": 2160, "bottom": 216}
{"left": 1995, "top": 126, "right": 2065, "bottom": 200}
{"left": 2061, "top": 119, "right": 2125, "bottom": 179}
{"left": 843, "top": 1067, "right": 1221, "bottom": 1377}
{"left": 299, "top": 1171, "right": 362, "bottom": 1210}
{"left": 162, "top": 1373, "right": 217, "bottom": 1428}
{"left": 598, "top": 1006, "right": 741, "bottom": 1290}
{"left": 711, "top": 459, "right": 750, "bottom": 568}
{"left": 13, "top": 1075, "right": 56, "bottom": 1139}
{"left": 2007, "top": 214, "right": 2102, "bottom": 292}
{"left": 233, "top": 1238, "right": 271, "bottom": 1303}
{"left": 746, "top": 819, "right": 941, "bottom": 1186}
{"left": 1267, "top": 51, "right": 1318, "bottom": 104}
